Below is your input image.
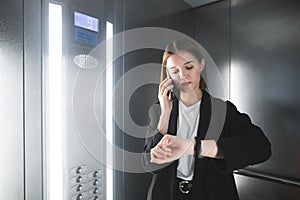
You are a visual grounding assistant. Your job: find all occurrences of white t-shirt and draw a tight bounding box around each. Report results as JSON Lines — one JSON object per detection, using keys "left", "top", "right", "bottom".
{"left": 176, "top": 99, "right": 201, "bottom": 181}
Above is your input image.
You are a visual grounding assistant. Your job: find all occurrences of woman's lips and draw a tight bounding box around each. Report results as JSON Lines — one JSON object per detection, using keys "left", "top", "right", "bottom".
{"left": 181, "top": 82, "right": 191, "bottom": 86}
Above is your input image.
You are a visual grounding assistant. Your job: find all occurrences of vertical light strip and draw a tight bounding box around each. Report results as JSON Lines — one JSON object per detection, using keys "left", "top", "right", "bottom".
{"left": 48, "top": 3, "right": 63, "bottom": 200}
{"left": 230, "top": 61, "right": 241, "bottom": 104}
{"left": 106, "top": 21, "right": 114, "bottom": 200}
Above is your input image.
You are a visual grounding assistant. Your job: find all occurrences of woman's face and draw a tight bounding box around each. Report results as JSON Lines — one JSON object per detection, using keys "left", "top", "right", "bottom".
{"left": 166, "top": 51, "right": 204, "bottom": 93}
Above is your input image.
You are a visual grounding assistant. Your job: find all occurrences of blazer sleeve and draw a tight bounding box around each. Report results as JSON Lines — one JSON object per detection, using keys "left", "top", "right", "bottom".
{"left": 142, "top": 104, "right": 170, "bottom": 174}
{"left": 213, "top": 101, "right": 272, "bottom": 174}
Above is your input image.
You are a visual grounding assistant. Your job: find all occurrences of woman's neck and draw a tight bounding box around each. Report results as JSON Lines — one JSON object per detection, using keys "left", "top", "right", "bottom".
{"left": 180, "top": 89, "right": 202, "bottom": 107}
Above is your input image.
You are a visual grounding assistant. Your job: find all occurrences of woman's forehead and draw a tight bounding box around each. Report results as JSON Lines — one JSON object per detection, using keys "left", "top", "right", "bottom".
{"left": 166, "top": 51, "right": 198, "bottom": 68}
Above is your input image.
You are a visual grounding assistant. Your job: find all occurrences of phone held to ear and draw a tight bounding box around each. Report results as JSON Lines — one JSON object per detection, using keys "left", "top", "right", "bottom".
{"left": 166, "top": 69, "right": 174, "bottom": 101}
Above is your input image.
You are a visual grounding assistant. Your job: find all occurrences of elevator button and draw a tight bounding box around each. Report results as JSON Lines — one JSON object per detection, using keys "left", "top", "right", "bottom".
{"left": 93, "top": 179, "right": 99, "bottom": 186}
{"left": 93, "top": 171, "right": 99, "bottom": 177}
{"left": 76, "top": 176, "right": 82, "bottom": 183}
{"left": 76, "top": 167, "right": 83, "bottom": 174}
{"left": 71, "top": 165, "right": 87, "bottom": 177}
{"left": 76, "top": 194, "right": 83, "bottom": 200}
{"left": 93, "top": 188, "right": 99, "bottom": 194}
{"left": 76, "top": 185, "right": 83, "bottom": 192}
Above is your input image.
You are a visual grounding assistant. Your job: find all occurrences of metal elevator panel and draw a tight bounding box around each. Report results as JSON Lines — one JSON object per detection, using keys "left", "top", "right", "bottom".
{"left": 0, "top": 0, "right": 24, "bottom": 199}
{"left": 59, "top": 0, "right": 110, "bottom": 199}
{"left": 24, "top": 0, "right": 43, "bottom": 198}
{"left": 231, "top": 0, "right": 300, "bottom": 181}
{"left": 235, "top": 173, "right": 300, "bottom": 200}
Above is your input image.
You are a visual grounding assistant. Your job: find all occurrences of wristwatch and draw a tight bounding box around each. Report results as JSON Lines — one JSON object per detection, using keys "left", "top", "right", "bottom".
{"left": 194, "top": 136, "right": 202, "bottom": 158}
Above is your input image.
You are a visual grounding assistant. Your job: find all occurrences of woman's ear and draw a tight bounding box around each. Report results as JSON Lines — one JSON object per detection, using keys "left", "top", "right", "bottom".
{"left": 200, "top": 58, "right": 205, "bottom": 71}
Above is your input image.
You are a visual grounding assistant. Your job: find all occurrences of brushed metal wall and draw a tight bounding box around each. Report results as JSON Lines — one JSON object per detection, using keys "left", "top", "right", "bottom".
{"left": 235, "top": 173, "right": 300, "bottom": 200}
{"left": 193, "top": 0, "right": 300, "bottom": 199}
{"left": 0, "top": 0, "right": 43, "bottom": 199}
{"left": 24, "top": 0, "right": 43, "bottom": 199}
{"left": 230, "top": 0, "right": 300, "bottom": 198}
{"left": 231, "top": 0, "right": 300, "bottom": 181}
{"left": 195, "top": 0, "right": 230, "bottom": 97}
{"left": 0, "top": 0, "right": 24, "bottom": 199}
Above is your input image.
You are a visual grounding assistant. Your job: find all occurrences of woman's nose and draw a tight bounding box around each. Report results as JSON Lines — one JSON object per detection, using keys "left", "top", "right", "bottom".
{"left": 179, "top": 70, "right": 187, "bottom": 79}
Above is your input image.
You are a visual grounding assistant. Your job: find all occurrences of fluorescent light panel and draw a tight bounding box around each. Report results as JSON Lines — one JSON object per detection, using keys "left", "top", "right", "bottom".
{"left": 106, "top": 21, "right": 114, "bottom": 200}
{"left": 48, "top": 3, "right": 63, "bottom": 200}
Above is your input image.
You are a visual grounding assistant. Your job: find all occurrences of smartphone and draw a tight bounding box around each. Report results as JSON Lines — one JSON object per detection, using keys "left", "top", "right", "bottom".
{"left": 166, "top": 69, "right": 174, "bottom": 101}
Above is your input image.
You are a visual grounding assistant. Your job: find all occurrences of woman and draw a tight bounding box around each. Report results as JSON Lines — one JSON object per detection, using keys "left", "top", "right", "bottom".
{"left": 142, "top": 40, "right": 271, "bottom": 200}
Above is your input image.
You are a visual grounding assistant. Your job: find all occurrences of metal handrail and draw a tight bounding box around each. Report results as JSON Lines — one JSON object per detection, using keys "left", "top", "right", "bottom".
{"left": 234, "top": 169, "right": 300, "bottom": 188}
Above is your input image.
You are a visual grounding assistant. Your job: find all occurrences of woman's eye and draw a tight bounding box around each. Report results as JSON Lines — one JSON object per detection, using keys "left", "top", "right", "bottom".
{"left": 186, "top": 66, "right": 193, "bottom": 70}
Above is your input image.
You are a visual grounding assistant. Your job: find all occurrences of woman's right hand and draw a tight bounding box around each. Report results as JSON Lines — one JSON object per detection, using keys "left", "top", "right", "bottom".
{"left": 158, "top": 78, "right": 174, "bottom": 114}
{"left": 150, "top": 134, "right": 173, "bottom": 164}
{"left": 150, "top": 134, "right": 194, "bottom": 164}
{"left": 157, "top": 78, "right": 174, "bottom": 134}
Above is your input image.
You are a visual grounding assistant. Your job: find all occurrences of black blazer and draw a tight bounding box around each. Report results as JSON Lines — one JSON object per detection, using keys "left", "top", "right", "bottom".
{"left": 143, "top": 90, "right": 271, "bottom": 200}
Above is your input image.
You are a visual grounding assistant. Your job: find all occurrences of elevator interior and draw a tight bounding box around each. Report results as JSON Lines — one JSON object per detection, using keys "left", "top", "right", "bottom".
{"left": 1, "top": 0, "right": 300, "bottom": 199}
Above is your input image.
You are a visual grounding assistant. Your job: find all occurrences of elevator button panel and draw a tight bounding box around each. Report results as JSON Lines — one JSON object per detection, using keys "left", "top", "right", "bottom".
{"left": 70, "top": 165, "right": 103, "bottom": 199}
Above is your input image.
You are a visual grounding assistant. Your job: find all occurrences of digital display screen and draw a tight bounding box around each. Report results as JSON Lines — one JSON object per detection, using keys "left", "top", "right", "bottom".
{"left": 74, "top": 11, "right": 99, "bottom": 32}
{"left": 74, "top": 27, "right": 98, "bottom": 46}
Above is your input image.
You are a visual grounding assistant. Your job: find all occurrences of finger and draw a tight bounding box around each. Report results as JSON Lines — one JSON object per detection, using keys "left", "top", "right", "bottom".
{"left": 162, "top": 86, "right": 173, "bottom": 97}
{"left": 152, "top": 148, "right": 164, "bottom": 159}
{"left": 161, "top": 146, "right": 172, "bottom": 153}
{"left": 151, "top": 155, "right": 173, "bottom": 164}
{"left": 159, "top": 78, "right": 170, "bottom": 89}
{"left": 159, "top": 79, "right": 172, "bottom": 95}
{"left": 150, "top": 154, "right": 171, "bottom": 164}
{"left": 161, "top": 136, "right": 172, "bottom": 147}
{"left": 162, "top": 77, "right": 169, "bottom": 83}
{"left": 159, "top": 142, "right": 172, "bottom": 152}
{"left": 162, "top": 79, "right": 173, "bottom": 88}
{"left": 159, "top": 89, "right": 170, "bottom": 101}
{"left": 153, "top": 147, "right": 170, "bottom": 159}
{"left": 150, "top": 157, "right": 163, "bottom": 164}
{"left": 159, "top": 79, "right": 172, "bottom": 91}
{"left": 152, "top": 151, "right": 164, "bottom": 160}
{"left": 157, "top": 146, "right": 172, "bottom": 157}
{"left": 166, "top": 84, "right": 174, "bottom": 91}
{"left": 158, "top": 148, "right": 172, "bottom": 158}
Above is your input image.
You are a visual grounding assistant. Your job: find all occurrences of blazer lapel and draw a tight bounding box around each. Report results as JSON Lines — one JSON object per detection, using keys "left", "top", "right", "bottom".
{"left": 192, "top": 90, "right": 212, "bottom": 195}
{"left": 197, "top": 90, "right": 212, "bottom": 139}
{"left": 167, "top": 97, "right": 179, "bottom": 136}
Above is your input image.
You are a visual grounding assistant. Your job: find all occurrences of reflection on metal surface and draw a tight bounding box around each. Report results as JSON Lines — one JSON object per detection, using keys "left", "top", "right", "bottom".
{"left": 234, "top": 171, "right": 300, "bottom": 200}
{"left": 235, "top": 169, "right": 300, "bottom": 188}
{"left": 231, "top": 0, "right": 300, "bottom": 180}
{"left": 183, "top": 0, "right": 222, "bottom": 8}
{"left": 73, "top": 54, "right": 99, "bottom": 69}
{"left": 230, "top": 60, "right": 247, "bottom": 109}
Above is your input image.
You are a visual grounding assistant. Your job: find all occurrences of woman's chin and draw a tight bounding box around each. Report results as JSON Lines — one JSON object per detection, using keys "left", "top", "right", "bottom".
{"left": 179, "top": 86, "right": 200, "bottom": 94}
{"left": 179, "top": 87, "right": 194, "bottom": 93}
